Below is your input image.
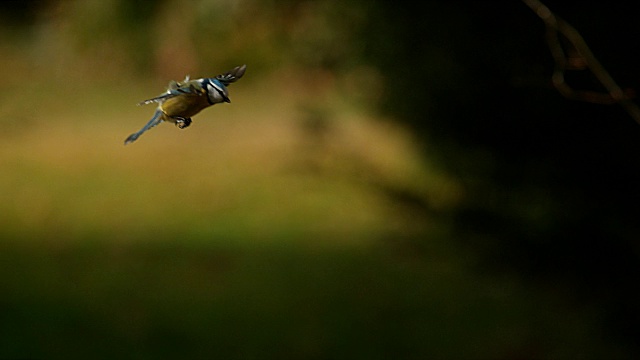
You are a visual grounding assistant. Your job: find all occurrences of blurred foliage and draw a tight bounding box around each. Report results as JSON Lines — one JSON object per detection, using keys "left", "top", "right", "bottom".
{"left": 1, "top": 0, "right": 640, "bottom": 358}
{"left": 1, "top": 0, "right": 372, "bottom": 80}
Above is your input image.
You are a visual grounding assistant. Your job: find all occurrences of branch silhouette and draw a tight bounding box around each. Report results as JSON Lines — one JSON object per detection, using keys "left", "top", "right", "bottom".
{"left": 522, "top": 0, "right": 640, "bottom": 125}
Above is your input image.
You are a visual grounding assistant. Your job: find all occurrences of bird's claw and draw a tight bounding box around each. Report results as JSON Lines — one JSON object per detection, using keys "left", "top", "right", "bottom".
{"left": 175, "top": 117, "right": 192, "bottom": 129}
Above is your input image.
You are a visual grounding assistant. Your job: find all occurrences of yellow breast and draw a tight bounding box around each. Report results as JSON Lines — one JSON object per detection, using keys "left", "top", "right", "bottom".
{"left": 160, "top": 91, "right": 211, "bottom": 120}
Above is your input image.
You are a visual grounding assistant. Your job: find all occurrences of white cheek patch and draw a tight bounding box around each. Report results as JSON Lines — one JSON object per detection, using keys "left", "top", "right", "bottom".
{"left": 206, "top": 80, "right": 230, "bottom": 104}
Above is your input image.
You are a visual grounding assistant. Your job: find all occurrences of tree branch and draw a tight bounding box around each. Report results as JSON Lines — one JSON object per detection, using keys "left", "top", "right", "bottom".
{"left": 522, "top": 0, "right": 640, "bottom": 125}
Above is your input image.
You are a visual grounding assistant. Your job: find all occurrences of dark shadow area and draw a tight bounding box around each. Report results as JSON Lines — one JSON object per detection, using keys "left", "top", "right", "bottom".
{"left": 359, "top": 1, "right": 640, "bottom": 355}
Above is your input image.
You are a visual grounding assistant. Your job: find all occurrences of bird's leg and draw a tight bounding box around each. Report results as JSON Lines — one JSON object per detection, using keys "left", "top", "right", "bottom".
{"left": 174, "top": 117, "right": 192, "bottom": 129}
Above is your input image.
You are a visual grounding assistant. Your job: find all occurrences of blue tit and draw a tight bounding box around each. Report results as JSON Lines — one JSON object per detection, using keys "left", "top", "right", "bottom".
{"left": 125, "top": 64, "right": 247, "bottom": 145}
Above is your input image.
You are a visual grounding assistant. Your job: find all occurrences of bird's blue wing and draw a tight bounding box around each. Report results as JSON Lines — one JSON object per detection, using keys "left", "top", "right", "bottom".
{"left": 137, "top": 82, "right": 202, "bottom": 106}
{"left": 124, "top": 108, "right": 163, "bottom": 145}
{"left": 137, "top": 92, "right": 176, "bottom": 106}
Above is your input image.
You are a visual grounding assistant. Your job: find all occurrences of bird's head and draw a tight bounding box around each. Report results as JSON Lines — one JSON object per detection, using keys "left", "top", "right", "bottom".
{"left": 202, "top": 78, "right": 230, "bottom": 104}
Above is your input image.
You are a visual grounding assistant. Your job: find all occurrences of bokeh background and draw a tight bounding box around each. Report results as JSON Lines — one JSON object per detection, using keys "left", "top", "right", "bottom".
{"left": 2, "top": 0, "right": 639, "bottom": 358}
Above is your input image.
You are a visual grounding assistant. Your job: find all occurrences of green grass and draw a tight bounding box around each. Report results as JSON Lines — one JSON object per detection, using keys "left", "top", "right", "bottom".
{"left": 0, "top": 70, "right": 451, "bottom": 246}
{"left": 1, "top": 239, "right": 543, "bottom": 359}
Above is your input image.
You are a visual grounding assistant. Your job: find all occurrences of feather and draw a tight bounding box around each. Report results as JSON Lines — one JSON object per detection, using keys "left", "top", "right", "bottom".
{"left": 124, "top": 108, "right": 163, "bottom": 145}
{"left": 215, "top": 64, "right": 247, "bottom": 86}
{"left": 137, "top": 83, "right": 202, "bottom": 106}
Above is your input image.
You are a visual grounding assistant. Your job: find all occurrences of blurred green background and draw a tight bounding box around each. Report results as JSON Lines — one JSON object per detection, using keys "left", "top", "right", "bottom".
{"left": 2, "top": 0, "right": 639, "bottom": 358}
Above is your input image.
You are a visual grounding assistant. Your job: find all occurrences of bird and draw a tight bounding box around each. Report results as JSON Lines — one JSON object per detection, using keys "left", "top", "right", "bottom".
{"left": 125, "top": 64, "right": 247, "bottom": 145}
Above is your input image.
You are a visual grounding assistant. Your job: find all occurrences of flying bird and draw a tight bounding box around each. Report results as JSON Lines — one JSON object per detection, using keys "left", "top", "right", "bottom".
{"left": 125, "top": 64, "right": 247, "bottom": 145}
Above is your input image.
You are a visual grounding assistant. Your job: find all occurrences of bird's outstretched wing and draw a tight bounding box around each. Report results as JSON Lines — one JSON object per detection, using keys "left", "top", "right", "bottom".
{"left": 215, "top": 64, "right": 247, "bottom": 86}
{"left": 137, "top": 81, "right": 202, "bottom": 106}
{"left": 125, "top": 108, "right": 163, "bottom": 145}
